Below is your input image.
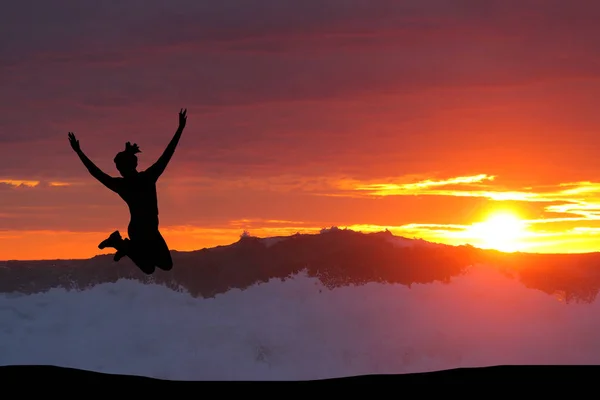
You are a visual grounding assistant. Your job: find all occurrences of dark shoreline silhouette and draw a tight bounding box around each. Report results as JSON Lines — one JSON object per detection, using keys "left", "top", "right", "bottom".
{"left": 1, "top": 364, "right": 598, "bottom": 385}
{"left": 2, "top": 228, "right": 600, "bottom": 304}
{"left": 68, "top": 109, "right": 188, "bottom": 275}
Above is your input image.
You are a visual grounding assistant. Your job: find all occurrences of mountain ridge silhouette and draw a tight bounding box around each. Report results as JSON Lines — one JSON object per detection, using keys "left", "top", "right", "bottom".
{"left": 1, "top": 228, "right": 600, "bottom": 304}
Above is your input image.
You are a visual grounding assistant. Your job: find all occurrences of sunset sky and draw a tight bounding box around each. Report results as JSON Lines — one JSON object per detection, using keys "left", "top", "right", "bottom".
{"left": 3, "top": 0, "right": 600, "bottom": 260}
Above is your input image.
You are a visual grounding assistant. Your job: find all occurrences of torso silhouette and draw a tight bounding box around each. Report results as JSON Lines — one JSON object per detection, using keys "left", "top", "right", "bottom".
{"left": 112, "top": 171, "right": 160, "bottom": 229}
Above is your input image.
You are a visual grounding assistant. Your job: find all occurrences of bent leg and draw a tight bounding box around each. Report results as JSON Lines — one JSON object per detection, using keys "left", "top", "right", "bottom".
{"left": 125, "top": 223, "right": 172, "bottom": 274}
{"left": 131, "top": 256, "right": 156, "bottom": 275}
{"left": 118, "top": 238, "right": 156, "bottom": 275}
{"left": 153, "top": 231, "right": 173, "bottom": 271}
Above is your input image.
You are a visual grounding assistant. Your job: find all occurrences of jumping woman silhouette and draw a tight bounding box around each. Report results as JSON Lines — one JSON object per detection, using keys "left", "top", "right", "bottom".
{"left": 68, "top": 108, "right": 187, "bottom": 274}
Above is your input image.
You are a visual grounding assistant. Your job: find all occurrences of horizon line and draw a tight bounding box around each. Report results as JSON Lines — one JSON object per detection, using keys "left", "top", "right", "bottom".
{"left": 2, "top": 228, "right": 598, "bottom": 263}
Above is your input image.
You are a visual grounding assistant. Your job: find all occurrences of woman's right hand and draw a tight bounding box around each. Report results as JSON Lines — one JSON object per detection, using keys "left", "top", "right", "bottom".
{"left": 68, "top": 132, "right": 81, "bottom": 152}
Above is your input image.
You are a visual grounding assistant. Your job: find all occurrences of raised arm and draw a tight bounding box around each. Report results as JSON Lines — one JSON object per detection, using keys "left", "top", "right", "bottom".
{"left": 68, "top": 132, "right": 118, "bottom": 191}
{"left": 145, "top": 108, "right": 187, "bottom": 181}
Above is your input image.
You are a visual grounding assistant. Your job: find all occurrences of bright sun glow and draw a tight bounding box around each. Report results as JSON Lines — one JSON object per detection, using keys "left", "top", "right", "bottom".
{"left": 467, "top": 211, "right": 528, "bottom": 252}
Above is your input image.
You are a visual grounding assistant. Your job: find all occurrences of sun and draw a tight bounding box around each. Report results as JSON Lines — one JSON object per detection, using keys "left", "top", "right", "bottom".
{"left": 467, "top": 211, "right": 527, "bottom": 252}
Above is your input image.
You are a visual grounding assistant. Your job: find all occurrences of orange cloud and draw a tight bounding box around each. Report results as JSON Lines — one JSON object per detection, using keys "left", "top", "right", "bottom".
{"left": 331, "top": 174, "right": 600, "bottom": 222}
{"left": 353, "top": 173, "right": 495, "bottom": 193}
{"left": 0, "top": 179, "right": 72, "bottom": 188}
{"left": 0, "top": 179, "right": 40, "bottom": 188}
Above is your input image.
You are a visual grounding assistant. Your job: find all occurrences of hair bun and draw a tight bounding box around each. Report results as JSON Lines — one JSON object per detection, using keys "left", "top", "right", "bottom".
{"left": 125, "top": 142, "right": 141, "bottom": 154}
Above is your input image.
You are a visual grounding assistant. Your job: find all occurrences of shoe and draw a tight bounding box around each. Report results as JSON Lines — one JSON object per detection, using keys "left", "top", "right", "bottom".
{"left": 98, "top": 230, "right": 122, "bottom": 249}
